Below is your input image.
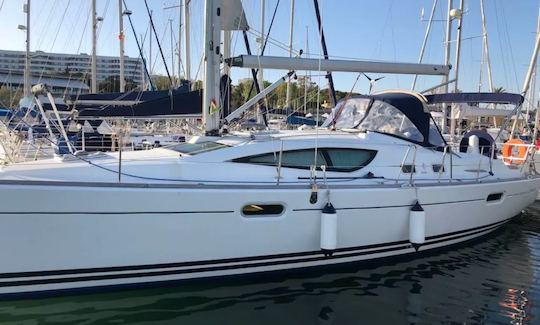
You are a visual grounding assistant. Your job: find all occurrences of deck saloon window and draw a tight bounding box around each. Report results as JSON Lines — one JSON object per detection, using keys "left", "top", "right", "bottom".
{"left": 233, "top": 148, "right": 376, "bottom": 172}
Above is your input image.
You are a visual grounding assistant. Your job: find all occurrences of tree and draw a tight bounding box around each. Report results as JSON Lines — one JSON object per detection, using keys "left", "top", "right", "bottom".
{"left": 152, "top": 76, "right": 173, "bottom": 90}
{"left": 0, "top": 87, "right": 22, "bottom": 108}
{"left": 192, "top": 80, "right": 203, "bottom": 91}
{"left": 98, "top": 75, "right": 138, "bottom": 93}
{"left": 494, "top": 86, "right": 506, "bottom": 93}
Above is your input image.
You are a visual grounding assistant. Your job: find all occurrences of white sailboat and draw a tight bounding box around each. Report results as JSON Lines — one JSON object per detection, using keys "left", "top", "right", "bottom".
{"left": 0, "top": 0, "right": 538, "bottom": 297}
{"left": 0, "top": 89, "right": 538, "bottom": 296}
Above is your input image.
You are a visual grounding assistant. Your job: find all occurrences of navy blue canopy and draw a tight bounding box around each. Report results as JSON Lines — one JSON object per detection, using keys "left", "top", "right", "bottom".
{"left": 75, "top": 89, "right": 202, "bottom": 118}
{"left": 425, "top": 92, "right": 524, "bottom": 105}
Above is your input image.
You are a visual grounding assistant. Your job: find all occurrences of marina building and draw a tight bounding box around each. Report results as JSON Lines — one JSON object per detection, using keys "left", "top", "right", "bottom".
{"left": 0, "top": 49, "right": 144, "bottom": 96}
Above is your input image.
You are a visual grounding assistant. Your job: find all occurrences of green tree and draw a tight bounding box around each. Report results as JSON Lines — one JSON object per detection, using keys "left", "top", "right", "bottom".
{"left": 0, "top": 87, "right": 22, "bottom": 108}
{"left": 98, "top": 75, "right": 138, "bottom": 93}
{"left": 151, "top": 76, "right": 172, "bottom": 91}
{"left": 192, "top": 80, "right": 203, "bottom": 91}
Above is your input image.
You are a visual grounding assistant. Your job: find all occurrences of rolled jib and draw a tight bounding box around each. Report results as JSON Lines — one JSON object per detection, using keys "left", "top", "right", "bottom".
{"left": 320, "top": 202, "right": 338, "bottom": 255}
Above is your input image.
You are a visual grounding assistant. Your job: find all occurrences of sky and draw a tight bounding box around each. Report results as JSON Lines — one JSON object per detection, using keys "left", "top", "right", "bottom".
{"left": 0, "top": 0, "right": 539, "bottom": 96}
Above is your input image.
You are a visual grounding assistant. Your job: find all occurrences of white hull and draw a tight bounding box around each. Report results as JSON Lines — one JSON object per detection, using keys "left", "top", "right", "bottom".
{"left": 1, "top": 91, "right": 537, "bottom": 297}
{"left": 0, "top": 177, "right": 536, "bottom": 296}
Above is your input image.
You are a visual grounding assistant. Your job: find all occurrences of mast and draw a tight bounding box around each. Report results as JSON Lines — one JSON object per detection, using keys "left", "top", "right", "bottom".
{"left": 304, "top": 25, "right": 309, "bottom": 114}
{"left": 531, "top": 8, "right": 540, "bottom": 142}
{"left": 184, "top": 0, "right": 191, "bottom": 82}
{"left": 23, "top": 0, "right": 31, "bottom": 98}
{"left": 443, "top": 0, "right": 453, "bottom": 92}
{"left": 223, "top": 31, "right": 231, "bottom": 76}
{"left": 178, "top": 0, "right": 183, "bottom": 83}
{"left": 223, "top": 30, "right": 231, "bottom": 116}
{"left": 441, "top": 0, "right": 453, "bottom": 132}
{"left": 257, "top": 0, "right": 265, "bottom": 91}
{"left": 149, "top": 10, "right": 153, "bottom": 76}
{"left": 453, "top": 0, "right": 464, "bottom": 93}
{"left": 140, "top": 33, "right": 145, "bottom": 89}
{"left": 91, "top": 0, "right": 98, "bottom": 93}
{"left": 169, "top": 19, "right": 175, "bottom": 86}
{"left": 449, "top": 0, "right": 464, "bottom": 140}
{"left": 118, "top": 0, "right": 125, "bottom": 92}
{"left": 285, "top": 0, "right": 295, "bottom": 110}
{"left": 479, "top": 0, "right": 493, "bottom": 92}
{"left": 411, "top": 0, "right": 438, "bottom": 90}
{"left": 202, "top": 0, "right": 221, "bottom": 134}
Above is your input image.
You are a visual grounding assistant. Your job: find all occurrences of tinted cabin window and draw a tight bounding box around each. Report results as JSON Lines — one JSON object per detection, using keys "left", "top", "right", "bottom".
{"left": 324, "top": 148, "right": 376, "bottom": 172}
{"left": 243, "top": 150, "right": 326, "bottom": 169}
{"left": 233, "top": 148, "right": 376, "bottom": 172}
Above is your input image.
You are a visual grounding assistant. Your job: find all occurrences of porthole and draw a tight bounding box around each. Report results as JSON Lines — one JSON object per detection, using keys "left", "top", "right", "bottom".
{"left": 242, "top": 204, "right": 284, "bottom": 216}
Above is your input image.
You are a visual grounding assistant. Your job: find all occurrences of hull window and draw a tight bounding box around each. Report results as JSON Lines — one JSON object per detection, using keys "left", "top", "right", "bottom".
{"left": 486, "top": 193, "right": 503, "bottom": 202}
{"left": 242, "top": 204, "right": 284, "bottom": 217}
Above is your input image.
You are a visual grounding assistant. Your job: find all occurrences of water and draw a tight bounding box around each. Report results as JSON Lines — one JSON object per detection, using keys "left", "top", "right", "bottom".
{"left": 2, "top": 204, "right": 540, "bottom": 325}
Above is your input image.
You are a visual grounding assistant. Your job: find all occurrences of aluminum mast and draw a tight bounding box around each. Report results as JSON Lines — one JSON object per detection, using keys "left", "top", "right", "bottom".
{"left": 285, "top": 0, "right": 295, "bottom": 110}
{"left": 202, "top": 0, "right": 221, "bottom": 133}
{"left": 91, "top": 0, "right": 98, "bottom": 93}
{"left": 118, "top": 0, "right": 125, "bottom": 92}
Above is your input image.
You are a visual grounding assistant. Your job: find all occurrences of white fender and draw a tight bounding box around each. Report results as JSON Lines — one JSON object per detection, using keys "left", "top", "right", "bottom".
{"left": 409, "top": 201, "right": 426, "bottom": 251}
{"left": 320, "top": 202, "right": 337, "bottom": 255}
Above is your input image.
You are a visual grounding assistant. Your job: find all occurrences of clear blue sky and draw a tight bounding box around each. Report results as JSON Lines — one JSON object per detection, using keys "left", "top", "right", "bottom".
{"left": 0, "top": 0, "right": 538, "bottom": 95}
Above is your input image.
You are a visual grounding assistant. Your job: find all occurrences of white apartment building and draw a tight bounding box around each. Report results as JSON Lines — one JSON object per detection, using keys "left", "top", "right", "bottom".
{"left": 0, "top": 49, "right": 144, "bottom": 96}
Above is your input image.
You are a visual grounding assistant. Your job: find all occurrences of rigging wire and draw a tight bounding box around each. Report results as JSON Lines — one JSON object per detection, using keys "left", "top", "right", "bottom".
{"left": 96, "top": 0, "right": 112, "bottom": 41}
{"left": 122, "top": 0, "right": 155, "bottom": 91}
{"left": 143, "top": 0, "right": 173, "bottom": 87}
{"left": 150, "top": 19, "right": 171, "bottom": 79}
{"left": 313, "top": 0, "right": 325, "bottom": 172}
{"left": 62, "top": 1, "right": 91, "bottom": 99}
{"left": 246, "top": 0, "right": 282, "bottom": 100}
{"left": 34, "top": 1, "right": 72, "bottom": 88}
{"left": 35, "top": 0, "right": 59, "bottom": 50}
{"left": 499, "top": 1, "right": 520, "bottom": 91}
{"left": 493, "top": 0, "right": 511, "bottom": 90}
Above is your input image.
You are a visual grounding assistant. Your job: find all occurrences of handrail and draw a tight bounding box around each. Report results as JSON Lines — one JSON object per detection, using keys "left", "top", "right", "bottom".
{"left": 409, "top": 146, "right": 418, "bottom": 185}
{"left": 396, "top": 145, "right": 412, "bottom": 184}
{"left": 276, "top": 140, "right": 283, "bottom": 185}
{"left": 438, "top": 146, "right": 448, "bottom": 182}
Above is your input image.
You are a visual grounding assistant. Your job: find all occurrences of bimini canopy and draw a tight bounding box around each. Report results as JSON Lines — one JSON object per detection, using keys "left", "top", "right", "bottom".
{"left": 425, "top": 92, "right": 524, "bottom": 105}
{"left": 323, "top": 91, "right": 445, "bottom": 147}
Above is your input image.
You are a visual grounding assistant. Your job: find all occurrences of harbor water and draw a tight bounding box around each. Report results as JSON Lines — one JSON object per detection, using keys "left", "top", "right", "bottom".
{"left": 2, "top": 203, "right": 540, "bottom": 324}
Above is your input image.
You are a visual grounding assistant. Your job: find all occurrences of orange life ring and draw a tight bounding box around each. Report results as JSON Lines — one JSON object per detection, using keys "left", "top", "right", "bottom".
{"left": 501, "top": 139, "right": 528, "bottom": 165}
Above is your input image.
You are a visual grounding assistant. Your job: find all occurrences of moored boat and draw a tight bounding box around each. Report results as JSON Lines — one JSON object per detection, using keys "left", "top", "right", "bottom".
{"left": 0, "top": 91, "right": 537, "bottom": 296}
